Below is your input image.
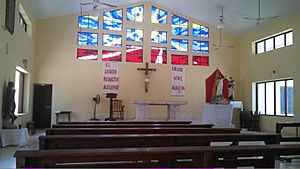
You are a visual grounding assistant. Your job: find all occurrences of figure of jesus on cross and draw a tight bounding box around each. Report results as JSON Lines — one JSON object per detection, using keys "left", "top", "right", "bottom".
{"left": 137, "top": 62, "right": 156, "bottom": 93}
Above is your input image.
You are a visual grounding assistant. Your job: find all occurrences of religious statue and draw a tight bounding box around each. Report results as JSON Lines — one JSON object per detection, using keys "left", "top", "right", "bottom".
{"left": 228, "top": 77, "right": 235, "bottom": 100}
{"left": 2, "top": 81, "right": 17, "bottom": 129}
{"left": 216, "top": 77, "right": 224, "bottom": 97}
{"left": 205, "top": 69, "right": 229, "bottom": 104}
{"left": 137, "top": 62, "right": 156, "bottom": 93}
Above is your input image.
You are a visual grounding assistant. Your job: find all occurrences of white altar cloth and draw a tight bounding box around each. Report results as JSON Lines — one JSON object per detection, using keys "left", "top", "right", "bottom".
{"left": 230, "top": 101, "right": 244, "bottom": 110}
{"left": 131, "top": 100, "right": 187, "bottom": 120}
{"left": 1, "top": 128, "right": 30, "bottom": 147}
{"left": 201, "top": 104, "right": 234, "bottom": 127}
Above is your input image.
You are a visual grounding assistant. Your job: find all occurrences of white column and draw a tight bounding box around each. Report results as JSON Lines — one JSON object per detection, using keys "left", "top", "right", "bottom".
{"left": 167, "top": 105, "right": 180, "bottom": 120}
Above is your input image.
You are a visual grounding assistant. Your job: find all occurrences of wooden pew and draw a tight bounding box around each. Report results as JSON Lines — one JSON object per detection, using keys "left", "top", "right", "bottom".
{"left": 276, "top": 122, "right": 300, "bottom": 142}
{"left": 39, "top": 133, "right": 280, "bottom": 150}
{"left": 46, "top": 127, "right": 241, "bottom": 135}
{"left": 15, "top": 144, "right": 300, "bottom": 168}
{"left": 51, "top": 123, "right": 214, "bottom": 128}
{"left": 58, "top": 120, "right": 192, "bottom": 124}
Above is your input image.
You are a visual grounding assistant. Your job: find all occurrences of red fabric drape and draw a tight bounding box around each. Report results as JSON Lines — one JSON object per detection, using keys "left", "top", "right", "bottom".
{"left": 205, "top": 69, "right": 229, "bottom": 103}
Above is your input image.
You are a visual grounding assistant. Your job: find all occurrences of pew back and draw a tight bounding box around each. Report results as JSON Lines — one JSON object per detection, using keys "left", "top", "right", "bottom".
{"left": 51, "top": 124, "right": 214, "bottom": 128}
{"left": 39, "top": 133, "right": 280, "bottom": 150}
{"left": 46, "top": 127, "right": 241, "bottom": 135}
{"left": 15, "top": 144, "right": 300, "bottom": 168}
{"left": 58, "top": 121, "right": 192, "bottom": 124}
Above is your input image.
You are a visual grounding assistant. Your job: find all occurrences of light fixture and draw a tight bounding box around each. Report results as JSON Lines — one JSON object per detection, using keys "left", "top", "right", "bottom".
{"left": 80, "top": 0, "right": 117, "bottom": 17}
{"left": 217, "top": 7, "right": 225, "bottom": 29}
{"left": 212, "top": 7, "right": 235, "bottom": 50}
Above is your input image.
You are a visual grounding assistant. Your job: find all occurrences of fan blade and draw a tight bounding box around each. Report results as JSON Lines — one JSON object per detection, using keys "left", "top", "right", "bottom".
{"left": 243, "top": 17, "right": 258, "bottom": 20}
{"left": 81, "top": 2, "right": 92, "bottom": 5}
{"left": 99, "top": 1, "right": 117, "bottom": 7}
{"left": 261, "top": 16, "right": 279, "bottom": 19}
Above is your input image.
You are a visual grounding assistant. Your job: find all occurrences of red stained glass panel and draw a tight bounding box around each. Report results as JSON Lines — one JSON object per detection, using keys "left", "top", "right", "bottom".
{"left": 171, "top": 54, "right": 188, "bottom": 65}
{"left": 126, "top": 46, "right": 143, "bottom": 63}
{"left": 102, "top": 50, "right": 122, "bottom": 62}
{"left": 77, "top": 49, "right": 98, "bottom": 60}
{"left": 151, "top": 47, "right": 167, "bottom": 64}
{"left": 193, "top": 56, "right": 209, "bottom": 66}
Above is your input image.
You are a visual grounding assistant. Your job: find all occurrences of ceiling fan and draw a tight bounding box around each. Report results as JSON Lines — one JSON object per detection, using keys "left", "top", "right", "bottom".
{"left": 80, "top": 0, "right": 117, "bottom": 16}
{"left": 243, "top": 0, "right": 279, "bottom": 25}
{"left": 212, "top": 7, "right": 235, "bottom": 50}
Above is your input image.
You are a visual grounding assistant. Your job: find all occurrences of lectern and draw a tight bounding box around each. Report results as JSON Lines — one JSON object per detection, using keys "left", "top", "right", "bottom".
{"left": 105, "top": 93, "right": 117, "bottom": 121}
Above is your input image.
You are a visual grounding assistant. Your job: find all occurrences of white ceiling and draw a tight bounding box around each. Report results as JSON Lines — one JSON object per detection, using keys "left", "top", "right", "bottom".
{"left": 24, "top": 0, "right": 300, "bottom": 36}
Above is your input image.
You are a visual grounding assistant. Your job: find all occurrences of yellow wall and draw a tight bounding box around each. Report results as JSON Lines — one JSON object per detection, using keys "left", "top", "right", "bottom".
{"left": 240, "top": 14, "right": 300, "bottom": 134}
{"left": 3, "top": 1, "right": 298, "bottom": 133}
{"left": 34, "top": 2, "right": 240, "bottom": 124}
{"left": 0, "top": 0, "right": 36, "bottom": 130}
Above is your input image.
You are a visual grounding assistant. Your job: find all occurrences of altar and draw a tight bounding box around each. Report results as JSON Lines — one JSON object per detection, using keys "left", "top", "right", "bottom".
{"left": 201, "top": 104, "right": 234, "bottom": 127}
{"left": 1, "top": 128, "right": 30, "bottom": 147}
{"left": 131, "top": 100, "right": 187, "bottom": 120}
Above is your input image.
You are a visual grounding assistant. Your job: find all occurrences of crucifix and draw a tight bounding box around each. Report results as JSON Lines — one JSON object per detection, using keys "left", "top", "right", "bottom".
{"left": 137, "top": 62, "right": 156, "bottom": 93}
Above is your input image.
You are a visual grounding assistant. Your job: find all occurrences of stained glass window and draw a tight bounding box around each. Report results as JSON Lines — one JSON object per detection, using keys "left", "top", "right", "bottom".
{"left": 192, "top": 56, "right": 209, "bottom": 66}
{"left": 127, "top": 28, "right": 143, "bottom": 42}
{"left": 171, "top": 39, "right": 188, "bottom": 52}
{"left": 126, "top": 45, "right": 143, "bottom": 63}
{"left": 172, "top": 15, "right": 188, "bottom": 36}
{"left": 151, "top": 47, "right": 167, "bottom": 64}
{"left": 192, "top": 40, "right": 209, "bottom": 53}
{"left": 171, "top": 54, "right": 188, "bottom": 65}
{"left": 151, "top": 31, "right": 167, "bottom": 44}
{"left": 78, "top": 32, "right": 98, "bottom": 46}
{"left": 102, "top": 50, "right": 122, "bottom": 62}
{"left": 193, "top": 23, "right": 209, "bottom": 38}
{"left": 77, "top": 49, "right": 98, "bottom": 60}
{"left": 127, "top": 5, "right": 144, "bottom": 22}
{"left": 151, "top": 6, "right": 167, "bottom": 24}
{"left": 78, "top": 15, "right": 99, "bottom": 30}
{"left": 103, "top": 9, "right": 123, "bottom": 31}
{"left": 102, "top": 34, "right": 122, "bottom": 47}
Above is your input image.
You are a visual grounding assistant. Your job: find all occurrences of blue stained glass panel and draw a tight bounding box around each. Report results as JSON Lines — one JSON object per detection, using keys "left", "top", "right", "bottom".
{"left": 127, "top": 5, "right": 144, "bottom": 22}
{"left": 78, "top": 15, "right": 99, "bottom": 29}
{"left": 171, "top": 39, "right": 188, "bottom": 52}
{"left": 192, "top": 40, "right": 209, "bottom": 53}
{"left": 172, "top": 15, "right": 188, "bottom": 36}
{"left": 78, "top": 32, "right": 98, "bottom": 46}
{"left": 103, "top": 9, "right": 123, "bottom": 31}
{"left": 126, "top": 28, "right": 143, "bottom": 42}
{"left": 193, "top": 23, "right": 209, "bottom": 38}
{"left": 151, "top": 6, "right": 167, "bottom": 24}
{"left": 102, "top": 34, "right": 122, "bottom": 47}
{"left": 151, "top": 31, "right": 167, "bottom": 44}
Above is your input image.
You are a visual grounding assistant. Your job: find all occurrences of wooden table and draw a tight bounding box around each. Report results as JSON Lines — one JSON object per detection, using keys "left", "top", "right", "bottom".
{"left": 131, "top": 100, "right": 187, "bottom": 120}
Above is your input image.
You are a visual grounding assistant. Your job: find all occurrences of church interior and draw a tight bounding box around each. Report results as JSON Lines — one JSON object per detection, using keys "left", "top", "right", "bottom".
{"left": 1, "top": 0, "right": 300, "bottom": 168}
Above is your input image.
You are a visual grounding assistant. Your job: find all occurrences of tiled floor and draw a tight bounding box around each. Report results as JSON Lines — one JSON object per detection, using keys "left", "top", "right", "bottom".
{"left": 1, "top": 130, "right": 300, "bottom": 168}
